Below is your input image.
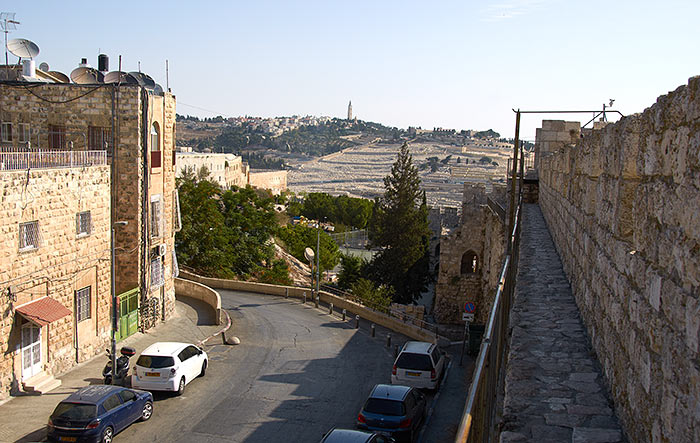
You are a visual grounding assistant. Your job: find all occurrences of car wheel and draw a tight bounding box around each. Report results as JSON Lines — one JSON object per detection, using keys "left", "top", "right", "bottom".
{"left": 140, "top": 401, "right": 153, "bottom": 421}
{"left": 176, "top": 377, "right": 185, "bottom": 396}
{"left": 199, "top": 360, "right": 207, "bottom": 377}
{"left": 101, "top": 426, "right": 114, "bottom": 443}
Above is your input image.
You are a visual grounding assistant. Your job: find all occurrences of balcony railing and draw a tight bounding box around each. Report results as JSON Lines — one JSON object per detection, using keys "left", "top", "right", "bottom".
{"left": 0, "top": 149, "right": 107, "bottom": 171}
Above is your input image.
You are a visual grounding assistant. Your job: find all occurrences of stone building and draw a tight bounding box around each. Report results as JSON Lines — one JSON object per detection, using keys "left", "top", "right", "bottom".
{"left": 248, "top": 169, "right": 288, "bottom": 195}
{"left": 0, "top": 59, "right": 179, "bottom": 399}
{"left": 176, "top": 150, "right": 249, "bottom": 189}
{"left": 434, "top": 183, "right": 506, "bottom": 324}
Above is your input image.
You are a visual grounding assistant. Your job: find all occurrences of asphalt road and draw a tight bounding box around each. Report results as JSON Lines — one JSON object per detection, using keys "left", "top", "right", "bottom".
{"left": 116, "top": 290, "right": 419, "bottom": 443}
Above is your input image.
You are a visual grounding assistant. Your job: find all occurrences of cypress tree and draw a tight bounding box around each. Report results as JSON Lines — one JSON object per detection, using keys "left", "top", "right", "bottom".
{"left": 369, "top": 143, "right": 431, "bottom": 303}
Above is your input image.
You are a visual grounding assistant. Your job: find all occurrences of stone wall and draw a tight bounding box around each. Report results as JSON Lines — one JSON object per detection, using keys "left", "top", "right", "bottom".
{"left": 435, "top": 183, "right": 506, "bottom": 324}
{"left": 248, "top": 169, "right": 288, "bottom": 195}
{"left": 0, "top": 166, "right": 111, "bottom": 400}
{"left": 536, "top": 77, "right": 700, "bottom": 442}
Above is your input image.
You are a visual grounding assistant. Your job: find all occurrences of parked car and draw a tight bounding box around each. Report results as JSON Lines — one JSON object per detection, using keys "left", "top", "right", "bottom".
{"left": 131, "top": 342, "right": 208, "bottom": 395}
{"left": 47, "top": 385, "right": 153, "bottom": 443}
{"left": 320, "top": 428, "right": 395, "bottom": 442}
{"left": 356, "top": 384, "right": 426, "bottom": 442}
{"left": 391, "top": 341, "right": 445, "bottom": 390}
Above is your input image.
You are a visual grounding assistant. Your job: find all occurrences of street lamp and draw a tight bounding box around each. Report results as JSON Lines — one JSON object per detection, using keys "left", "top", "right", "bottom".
{"left": 110, "top": 220, "right": 128, "bottom": 384}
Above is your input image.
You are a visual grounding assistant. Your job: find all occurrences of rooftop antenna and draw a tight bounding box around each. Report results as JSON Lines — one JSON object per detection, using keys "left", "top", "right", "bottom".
{"left": 1, "top": 12, "right": 20, "bottom": 68}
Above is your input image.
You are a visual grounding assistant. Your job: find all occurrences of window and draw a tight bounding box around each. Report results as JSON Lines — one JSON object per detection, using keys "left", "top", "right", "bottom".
{"left": 88, "top": 126, "right": 112, "bottom": 152}
{"left": 102, "top": 394, "right": 122, "bottom": 412}
{"left": 76, "top": 286, "right": 91, "bottom": 322}
{"left": 18, "top": 123, "right": 30, "bottom": 145}
{"left": 460, "top": 250, "right": 479, "bottom": 275}
{"left": 136, "top": 355, "right": 174, "bottom": 368}
{"left": 19, "top": 221, "right": 39, "bottom": 250}
{"left": 150, "top": 195, "right": 162, "bottom": 238}
{"left": 1, "top": 122, "right": 11, "bottom": 143}
{"left": 150, "top": 123, "right": 161, "bottom": 168}
{"left": 172, "top": 249, "right": 180, "bottom": 279}
{"left": 150, "top": 248, "right": 164, "bottom": 288}
{"left": 76, "top": 211, "right": 91, "bottom": 237}
{"left": 49, "top": 125, "right": 66, "bottom": 150}
{"left": 119, "top": 390, "right": 136, "bottom": 403}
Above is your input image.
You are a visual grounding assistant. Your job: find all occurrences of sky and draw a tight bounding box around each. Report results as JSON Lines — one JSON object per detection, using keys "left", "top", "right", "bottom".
{"left": 6, "top": 0, "right": 700, "bottom": 140}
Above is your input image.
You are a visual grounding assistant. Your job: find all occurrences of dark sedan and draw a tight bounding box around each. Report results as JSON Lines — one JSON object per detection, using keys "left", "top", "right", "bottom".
{"left": 356, "top": 384, "right": 426, "bottom": 442}
{"left": 47, "top": 385, "right": 153, "bottom": 443}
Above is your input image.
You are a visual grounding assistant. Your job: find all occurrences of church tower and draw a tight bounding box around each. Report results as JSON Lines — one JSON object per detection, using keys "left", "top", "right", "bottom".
{"left": 347, "top": 100, "right": 353, "bottom": 120}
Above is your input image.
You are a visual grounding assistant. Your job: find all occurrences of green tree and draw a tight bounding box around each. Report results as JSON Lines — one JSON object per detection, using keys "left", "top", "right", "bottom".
{"left": 350, "top": 278, "right": 393, "bottom": 312}
{"left": 278, "top": 224, "right": 340, "bottom": 274}
{"left": 337, "top": 253, "right": 364, "bottom": 290}
{"left": 368, "top": 142, "right": 431, "bottom": 303}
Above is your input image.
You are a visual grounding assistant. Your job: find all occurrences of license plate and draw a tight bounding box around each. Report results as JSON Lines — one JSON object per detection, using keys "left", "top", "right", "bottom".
{"left": 59, "top": 437, "right": 77, "bottom": 442}
{"left": 406, "top": 371, "right": 421, "bottom": 377}
{"left": 146, "top": 372, "right": 159, "bottom": 377}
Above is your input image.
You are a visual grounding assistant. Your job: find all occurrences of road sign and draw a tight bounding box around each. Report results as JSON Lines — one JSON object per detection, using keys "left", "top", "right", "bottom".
{"left": 464, "top": 302, "right": 476, "bottom": 314}
{"left": 462, "top": 313, "right": 475, "bottom": 322}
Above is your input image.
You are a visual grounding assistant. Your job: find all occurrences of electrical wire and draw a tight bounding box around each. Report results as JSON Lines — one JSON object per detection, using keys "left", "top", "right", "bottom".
{"left": 4, "top": 82, "right": 108, "bottom": 104}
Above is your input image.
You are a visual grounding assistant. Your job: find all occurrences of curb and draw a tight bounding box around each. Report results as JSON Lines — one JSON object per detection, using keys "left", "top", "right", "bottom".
{"left": 197, "top": 309, "right": 232, "bottom": 347}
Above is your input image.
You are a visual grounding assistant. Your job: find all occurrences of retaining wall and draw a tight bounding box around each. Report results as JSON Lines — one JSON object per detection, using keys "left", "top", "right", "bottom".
{"left": 179, "top": 271, "right": 438, "bottom": 343}
{"left": 174, "top": 278, "right": 222, "bottom": 326}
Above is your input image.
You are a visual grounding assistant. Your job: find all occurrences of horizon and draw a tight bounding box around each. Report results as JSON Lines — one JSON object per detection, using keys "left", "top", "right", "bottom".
{"left": 5, "top": 1, "right": 699, "bottom": 141}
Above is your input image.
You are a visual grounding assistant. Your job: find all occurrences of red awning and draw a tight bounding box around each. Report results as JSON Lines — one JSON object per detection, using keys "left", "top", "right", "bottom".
{"left": 15, "top": 297, "right": 71, "bottom": 327}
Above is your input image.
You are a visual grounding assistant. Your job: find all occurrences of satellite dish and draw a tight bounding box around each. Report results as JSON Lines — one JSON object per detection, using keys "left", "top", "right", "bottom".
{"left": 48, "top": 71, "right": 70, "bottom": 83}
{"left": 304, "top": 247, "right": 315, "bottom": 262}
{"left": 129, "top": 71, "right": 156, "bottom": 89}
{"left": 70, "top": 67, "right": 104, "bottom": 84}
{"left": 39, "top": 62, "right": 49, "bottom": 71}
{"left": 103, "top": 71, "right": 138, "bottom": 84}
{"left": 153, "top": 83, "right": 164, "bottom": 95}
{"left": 7, "top": 38, "right": 40, "bottom": 59}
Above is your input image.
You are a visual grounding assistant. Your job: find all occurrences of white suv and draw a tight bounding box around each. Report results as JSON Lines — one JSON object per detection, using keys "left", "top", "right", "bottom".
{"left": 132, "top": 342, "right": 208, "bottom": 395}
{"left": 391, "top": 341, "right": 445, "bottom": 390}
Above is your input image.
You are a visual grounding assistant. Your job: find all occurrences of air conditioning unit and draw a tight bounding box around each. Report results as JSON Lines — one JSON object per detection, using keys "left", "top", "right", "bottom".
{"left": 157, "top": 244, "right": 166, "bottom": 256}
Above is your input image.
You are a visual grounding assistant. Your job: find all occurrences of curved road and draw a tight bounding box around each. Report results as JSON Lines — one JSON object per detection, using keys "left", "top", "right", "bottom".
{"left": 117, "top": 290, "right": 403, "bottom": 442}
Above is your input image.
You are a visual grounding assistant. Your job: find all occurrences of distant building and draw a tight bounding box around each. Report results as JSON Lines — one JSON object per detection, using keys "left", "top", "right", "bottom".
{"left": 248, "top": 170, "right": 288, "bottom": 195}
{"left": 176, "top": 150, "right": 249, "bottom": 189}
{"left": 347, "top": 101, "right": 353, "bottom": 120}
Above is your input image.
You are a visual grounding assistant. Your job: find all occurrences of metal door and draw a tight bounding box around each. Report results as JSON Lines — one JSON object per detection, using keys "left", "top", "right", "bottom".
{"left": 21, "top": 322, "right": 42, "bottom": 380}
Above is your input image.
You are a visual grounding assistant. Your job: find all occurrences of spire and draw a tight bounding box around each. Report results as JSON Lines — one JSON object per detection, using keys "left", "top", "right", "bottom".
{"left": 347, "top": 100, "right": 353, "bottom": 120}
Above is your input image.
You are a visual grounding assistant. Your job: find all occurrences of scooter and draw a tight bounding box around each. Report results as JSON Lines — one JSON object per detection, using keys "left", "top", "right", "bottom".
{"left": 103, "top": 346, "right": 136, "bottom": 385}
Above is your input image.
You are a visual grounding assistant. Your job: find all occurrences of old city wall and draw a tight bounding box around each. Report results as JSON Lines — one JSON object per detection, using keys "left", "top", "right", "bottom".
{"left": 0, "top": 166, "right": 111, "bottom": 399}
{"left": 537, "top": 77, "right": 700, "bottom": 442}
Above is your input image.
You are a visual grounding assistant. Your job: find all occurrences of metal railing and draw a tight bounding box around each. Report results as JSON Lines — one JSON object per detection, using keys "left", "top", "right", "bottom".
{"left": 320, "top": 284, "right": 441, "bottom": 337}
{"left": 0, "top": 149, "right": 107, "bottom": 171}
{"left": 455, "top": 192, "right": 523, "bottom": 443}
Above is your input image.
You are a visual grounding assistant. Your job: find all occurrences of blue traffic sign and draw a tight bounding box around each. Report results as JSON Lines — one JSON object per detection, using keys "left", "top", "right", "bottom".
{"left": 464, "top": 302, "right": 476, "bottom": 314}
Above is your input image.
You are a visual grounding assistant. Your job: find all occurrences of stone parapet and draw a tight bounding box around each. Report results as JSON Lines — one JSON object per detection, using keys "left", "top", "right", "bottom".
{"left": 536, "top": 76, "right": 700, "bottom": 442}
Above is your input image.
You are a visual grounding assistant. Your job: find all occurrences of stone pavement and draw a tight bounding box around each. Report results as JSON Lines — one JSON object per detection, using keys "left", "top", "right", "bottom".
{"left": 500, "top": 204, "right": 624, "bottom": 443}
{"left": 0, "top": 296, "right": 222, "bottom": 443}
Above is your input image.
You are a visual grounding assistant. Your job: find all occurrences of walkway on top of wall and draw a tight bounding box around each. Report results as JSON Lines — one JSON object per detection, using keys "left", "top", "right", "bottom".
{"left": 500, "top": 203, "right": 624, "bottom": 443}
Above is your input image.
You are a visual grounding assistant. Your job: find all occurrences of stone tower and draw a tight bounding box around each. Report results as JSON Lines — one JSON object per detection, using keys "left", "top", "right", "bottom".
{"left": 347, "top": 100, "right": 353, "bottom": 120}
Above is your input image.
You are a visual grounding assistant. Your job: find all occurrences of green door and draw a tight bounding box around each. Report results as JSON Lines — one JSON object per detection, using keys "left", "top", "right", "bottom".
{"left": 117, "top": 288, "right": 139, "bottom": 341}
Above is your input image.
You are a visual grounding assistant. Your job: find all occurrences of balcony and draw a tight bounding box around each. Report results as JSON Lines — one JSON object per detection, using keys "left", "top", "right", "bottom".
{"left": 0, "top": 148, "right": 107, "bottom": 171}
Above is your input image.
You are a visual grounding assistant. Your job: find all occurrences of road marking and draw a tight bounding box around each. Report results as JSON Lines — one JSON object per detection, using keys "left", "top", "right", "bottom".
{"left": 416, "top": 358, "right": 452, "bottom": 443}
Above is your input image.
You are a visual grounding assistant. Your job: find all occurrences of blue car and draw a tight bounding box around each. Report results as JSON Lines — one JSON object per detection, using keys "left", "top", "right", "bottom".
{"left": 47, "top": 385, "right": 153, "bottom": 443}
{"left": 356, "top": 384, "right": 426, "bottom": 442}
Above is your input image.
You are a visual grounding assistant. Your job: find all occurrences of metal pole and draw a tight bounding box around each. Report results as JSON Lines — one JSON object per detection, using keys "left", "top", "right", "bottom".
{"left": 316, "top": 221, "right": 321, "bottom": 294}
{"left": 459, "top": 319, "right": 469, "bottom": 366}
{"left": 110, "top": 226, "right": 117, "bottom": 383}
{"left": 508, "top": 110, "right": 521, "bottom": 253}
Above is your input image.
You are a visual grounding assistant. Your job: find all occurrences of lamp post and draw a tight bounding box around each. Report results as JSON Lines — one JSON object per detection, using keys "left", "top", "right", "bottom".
{"left": 110, "top": 220, "right": 128, "bottom": 384}
{"left": 316, "top": 220, "right": 321, "bottom": 295}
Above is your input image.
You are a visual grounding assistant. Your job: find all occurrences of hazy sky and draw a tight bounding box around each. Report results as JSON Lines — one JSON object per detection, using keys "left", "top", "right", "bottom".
{"left": 7, "top": 0, "right": 699, "bottom": 139}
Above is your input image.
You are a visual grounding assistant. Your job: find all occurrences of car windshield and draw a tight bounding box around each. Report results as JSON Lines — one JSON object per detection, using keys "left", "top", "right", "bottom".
{"left": 396, "top": 352, "right": 432, "bottom": 371}
{"left": 363, "top": 398, "right": 405, "bottom": 416}
{"left": 136, "top": 355, "right": 175, "bottom": 368}
{"left": 52, "top": 402, "right": 97, "bottom": 420}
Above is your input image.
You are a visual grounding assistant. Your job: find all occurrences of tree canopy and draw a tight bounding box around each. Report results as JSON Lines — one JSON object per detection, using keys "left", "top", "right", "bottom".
{"left": 368, "top": 143, "right": 431, "bottom": 303}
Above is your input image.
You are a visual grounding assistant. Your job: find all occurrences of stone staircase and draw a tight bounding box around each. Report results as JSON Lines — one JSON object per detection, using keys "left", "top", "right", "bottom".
{"left": 22, "top": 371, "right": 61, "bottom": 395}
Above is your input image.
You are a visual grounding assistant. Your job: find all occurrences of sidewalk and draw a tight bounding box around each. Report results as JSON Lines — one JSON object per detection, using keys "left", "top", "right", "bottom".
{"left": 0, "top": 296, "right": 222, "bottom": 443}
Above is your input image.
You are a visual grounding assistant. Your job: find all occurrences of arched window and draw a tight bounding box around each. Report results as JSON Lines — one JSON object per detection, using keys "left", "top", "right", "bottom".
{"left": 150, "top": 123, "right": 161, "bottom": 168}
{"left": 460, "top": 250, "right": 479, "bottom": 275}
